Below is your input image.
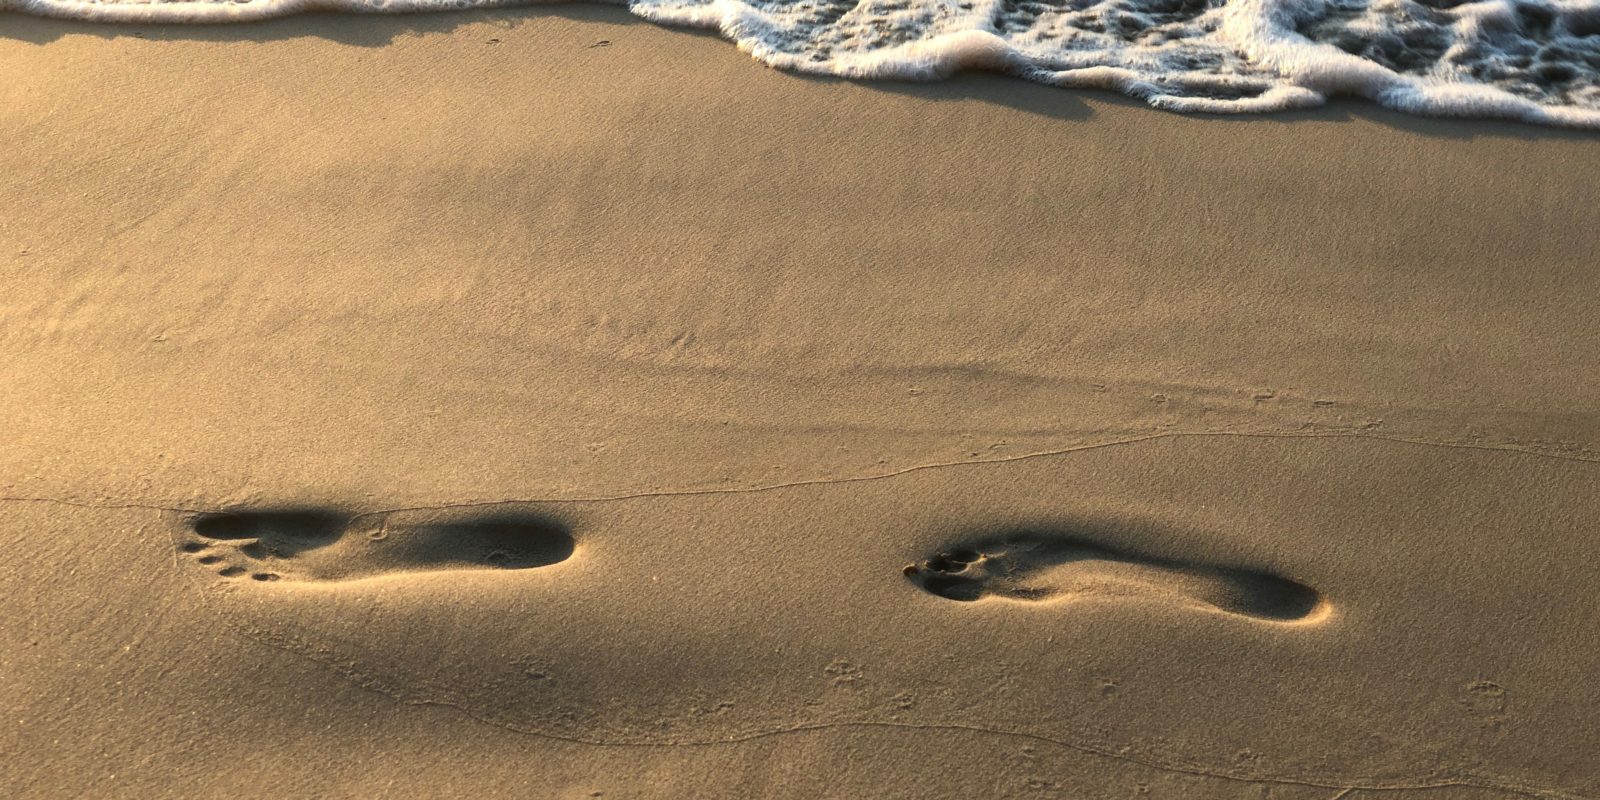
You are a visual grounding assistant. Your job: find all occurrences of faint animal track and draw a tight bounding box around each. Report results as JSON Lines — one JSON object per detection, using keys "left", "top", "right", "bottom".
{"left": 904, "top": 530, "right": 1323, "bottom": 623}
{"left": 177, "top": 507, "right": 574, "bottom": 583}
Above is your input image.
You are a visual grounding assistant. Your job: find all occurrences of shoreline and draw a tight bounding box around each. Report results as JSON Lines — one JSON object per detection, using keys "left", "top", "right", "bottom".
{"left": 6, "top": 2, "right": 1600, "bottom": 131}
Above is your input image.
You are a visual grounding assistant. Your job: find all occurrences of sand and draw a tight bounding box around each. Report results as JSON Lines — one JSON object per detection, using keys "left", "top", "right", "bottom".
{"left": 3, "top": 6, "right": 1599, "bottom": 798}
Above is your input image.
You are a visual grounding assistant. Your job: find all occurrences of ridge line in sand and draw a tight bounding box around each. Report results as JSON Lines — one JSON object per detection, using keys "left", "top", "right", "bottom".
{"left": 1, "top": 430, "right": 1594, "bottom": 519}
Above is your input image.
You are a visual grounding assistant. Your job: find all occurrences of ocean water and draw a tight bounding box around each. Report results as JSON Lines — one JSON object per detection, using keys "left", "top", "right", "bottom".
{"left": 9, "top": 0, "right": 1600, "bottom": 128}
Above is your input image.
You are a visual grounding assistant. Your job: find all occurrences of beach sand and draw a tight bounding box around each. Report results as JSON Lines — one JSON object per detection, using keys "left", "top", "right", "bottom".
{"left": 3, "top": 6, "right": 1599, "bottom": 798}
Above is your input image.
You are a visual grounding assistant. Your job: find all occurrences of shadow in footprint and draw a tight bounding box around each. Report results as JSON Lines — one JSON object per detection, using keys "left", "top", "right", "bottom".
{"left": 179, "top": 507, "right": 575, "bottom": 583}
{"left": 905, "top": 528, "right": 1323, "bottom": 623}
{"left": 397, "top": 512, "right": 576, "bottom": 572}
{"left": 191, "top": 509, "right": 348, "bottom": 559}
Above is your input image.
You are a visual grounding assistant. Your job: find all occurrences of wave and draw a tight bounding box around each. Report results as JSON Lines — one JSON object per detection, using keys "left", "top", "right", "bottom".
{"left": 7, "top": 0, "right": 1600, "bottom": 128}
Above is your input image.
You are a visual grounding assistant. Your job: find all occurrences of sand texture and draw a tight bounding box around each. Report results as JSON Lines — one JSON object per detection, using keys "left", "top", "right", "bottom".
{"left": 4, "top": 6, "right": 1599, "bottom": 799}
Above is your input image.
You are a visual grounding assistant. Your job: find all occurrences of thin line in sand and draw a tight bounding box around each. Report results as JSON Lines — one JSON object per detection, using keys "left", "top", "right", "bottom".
{"left": 1, "top": 429, "right": 1595, "bottom": 521}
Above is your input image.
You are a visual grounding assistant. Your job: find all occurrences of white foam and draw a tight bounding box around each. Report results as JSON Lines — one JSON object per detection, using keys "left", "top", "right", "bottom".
{"left": 7, "top": 0, "right": 1600, "bottom": 128}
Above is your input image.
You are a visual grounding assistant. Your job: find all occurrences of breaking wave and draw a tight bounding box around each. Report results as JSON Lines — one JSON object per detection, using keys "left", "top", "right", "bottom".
{"left": 8, "top": 0, "right": 1600, "bottom": 128}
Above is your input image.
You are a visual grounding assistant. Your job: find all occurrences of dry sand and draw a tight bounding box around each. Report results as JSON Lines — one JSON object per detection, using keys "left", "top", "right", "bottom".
{"left": 3, "top": 6, "right": 1599, "bottom": 798}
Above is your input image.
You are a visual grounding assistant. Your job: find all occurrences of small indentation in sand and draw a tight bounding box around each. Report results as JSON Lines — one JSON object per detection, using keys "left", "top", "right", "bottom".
{"left": 180, "top": 507, "right": 575, "bottom": 584}
{"left": 904, "top": 528, "right": 1325, "bottom": 623}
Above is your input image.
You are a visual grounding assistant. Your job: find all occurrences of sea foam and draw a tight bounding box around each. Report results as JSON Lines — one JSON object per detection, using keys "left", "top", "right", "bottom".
{"left": 8, "top": 0, "right": 1600, "bottom": 128}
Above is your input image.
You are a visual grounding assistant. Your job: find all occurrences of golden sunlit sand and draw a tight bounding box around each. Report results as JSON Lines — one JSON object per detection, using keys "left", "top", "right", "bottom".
{"left": 4, "top": 6, "right": 1598, "bottom": 798}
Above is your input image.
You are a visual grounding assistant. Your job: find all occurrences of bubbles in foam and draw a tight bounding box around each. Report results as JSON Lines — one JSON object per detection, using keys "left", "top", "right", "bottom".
{"left": 7, "top": 0, "right": 1600, "bottom": 128}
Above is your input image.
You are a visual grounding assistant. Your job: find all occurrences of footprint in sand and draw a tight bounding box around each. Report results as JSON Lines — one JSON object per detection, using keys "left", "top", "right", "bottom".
{"left": 903, "top": 530, "right": 1324, "bottom": 623}
{"left": 177, "top": 508, "right": 575, "bottom": 583}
